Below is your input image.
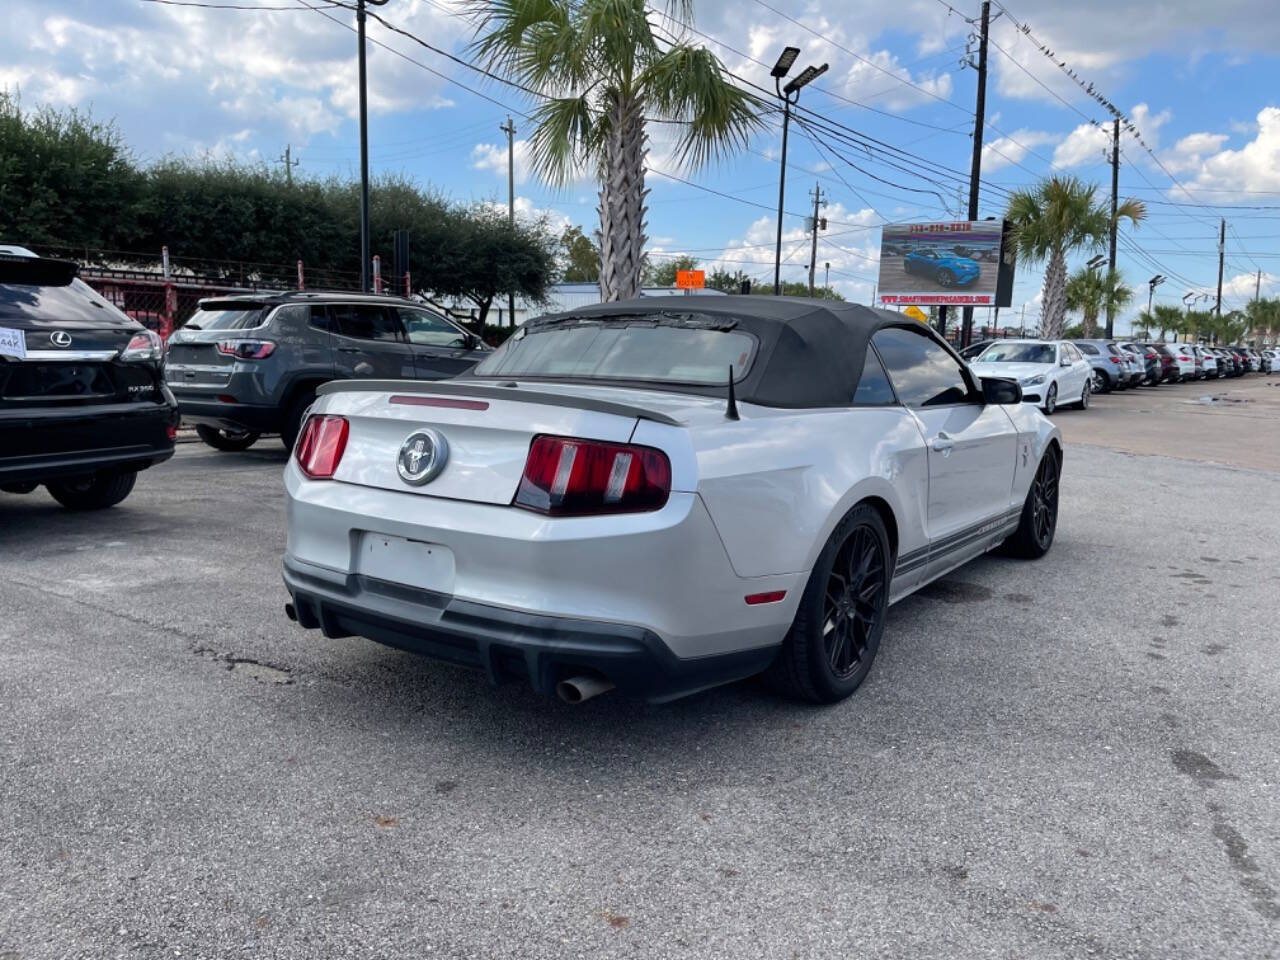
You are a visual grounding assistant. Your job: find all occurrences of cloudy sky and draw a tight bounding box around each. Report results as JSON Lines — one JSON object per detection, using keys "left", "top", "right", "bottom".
{"left": 5, "top": 0, "right": 1279, "bottom": 330}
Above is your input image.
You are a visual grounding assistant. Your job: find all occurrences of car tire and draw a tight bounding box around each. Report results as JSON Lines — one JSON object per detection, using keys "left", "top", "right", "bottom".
{"left": 767, "top": 503, "right": 891, "bottom": 705}
{"left": 1001, "top": 446, "right": 1060, "bottom": 559}
{"left": 1044, "top": 382, "right": 1058, "bottom": 414}
{"left": 195, "top": 424, "right": 260, "bottom": 451}
{"left": 281, "top": 390, "right": 317, "bottom": 451}
{"left": 1076, "top": 378, "right": 1091, "bottom": 409}
{"left": 936, "top": 269, "right": 955, "bottom": 287}
{"left": 1091, "top": 370, "right": 1109, "bottom": 394}
{"left": 46, "top": 471, "right": 138, "bottom": 511}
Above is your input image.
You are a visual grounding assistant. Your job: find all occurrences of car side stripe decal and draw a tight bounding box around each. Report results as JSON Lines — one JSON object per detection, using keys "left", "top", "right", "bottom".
{"left": 893, "top": 509, "right": 1022, "bottom": 576}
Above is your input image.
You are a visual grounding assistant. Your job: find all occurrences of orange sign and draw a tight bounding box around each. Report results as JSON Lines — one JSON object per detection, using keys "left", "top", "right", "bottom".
{"left": 675, "top": 269, "right": 705, "bottom": 289}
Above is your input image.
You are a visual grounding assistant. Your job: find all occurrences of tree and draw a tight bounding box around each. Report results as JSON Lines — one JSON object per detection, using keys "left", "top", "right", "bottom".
{"left": 1005, "top": 176, "right": 1145, "bottom": 339}
{"left": 1065, "top": 267, "right": 1132, "bottom": 338}
{"left": 445, "top": 204, "right": 559, "bottom": 326}
{"left": 755, "top": 279, "right": 844, "bottom": 300}
{"left": 560, "top": 224, "right": 600, "bottom": 282}
{"left": 705, "top": 267, "right": 750, "bottom": 293}
{"left": 1149, "top": 304, "right": 1182, "bottom": 342}
{"left": 643, "top": 254, "right": 698, "bottom": 287}
{"left": 467, "top": 0, "right": 761, "bottom": 302}
{"left": 1245, "top": 296, "right": 1280, "bottom": 343}
{"left": 0, "top": 90, "right": 142, "bottom": 251}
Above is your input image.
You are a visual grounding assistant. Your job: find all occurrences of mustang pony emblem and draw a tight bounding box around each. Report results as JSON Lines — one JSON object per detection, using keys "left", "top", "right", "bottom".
{"left": 397, "top": 429, "right": 449, "bottom": 486}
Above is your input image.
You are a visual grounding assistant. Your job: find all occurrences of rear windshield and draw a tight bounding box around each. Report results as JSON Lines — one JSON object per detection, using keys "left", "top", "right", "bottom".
{"left": 1076, "top": 343, "right": 1099, "bottom": 355}
{"left": 188, "top": 302, "right": 268, "bottom": 330}
{"left": 977, "top": 342, "right": 1055, "bottom": 364}
{"left": 0, "top": 268, "right": 134, "bottom": 326}
{"left": 473, "top": 319, "right": 756, "bottom": 385}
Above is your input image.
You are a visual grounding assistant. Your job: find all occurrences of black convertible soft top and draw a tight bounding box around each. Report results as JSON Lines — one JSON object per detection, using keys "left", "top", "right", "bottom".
{"left": 469, "top": 295, "right": 956, "bottom": 408}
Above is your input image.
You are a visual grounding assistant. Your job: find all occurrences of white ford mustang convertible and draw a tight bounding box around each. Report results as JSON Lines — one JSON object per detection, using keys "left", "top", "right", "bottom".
{"left": 282, "top": 297, "right": 1062, "bottom": 704}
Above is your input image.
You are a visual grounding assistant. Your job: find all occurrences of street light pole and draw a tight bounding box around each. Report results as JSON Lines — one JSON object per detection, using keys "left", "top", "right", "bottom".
{"left": 356, "top": 0, "right": 390, "bottom": 293}
{"left": 770, "top": 49, "right": 827, "bottom": 296}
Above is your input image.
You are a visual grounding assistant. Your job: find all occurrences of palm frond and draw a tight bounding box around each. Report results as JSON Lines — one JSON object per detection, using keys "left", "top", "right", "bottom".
{"left": 526, "top": 94, "right": 598, "bottom": 188}
{"left": 640, "top": 44, "right": 766, "bottom": 170}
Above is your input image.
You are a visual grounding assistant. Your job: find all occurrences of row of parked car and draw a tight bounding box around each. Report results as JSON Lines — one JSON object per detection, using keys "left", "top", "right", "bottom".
{"left": 959, "top": 335, "right": 1275, "bottom": 414}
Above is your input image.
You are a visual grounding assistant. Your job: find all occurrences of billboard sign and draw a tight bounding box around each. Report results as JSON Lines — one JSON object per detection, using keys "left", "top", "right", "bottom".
{"left": 876, "top": 220, "right": 1013, "bottom": 307}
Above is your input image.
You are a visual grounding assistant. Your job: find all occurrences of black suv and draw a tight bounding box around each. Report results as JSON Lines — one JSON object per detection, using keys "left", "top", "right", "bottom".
{"left": 0, "top": 248, "right": 177, "bottom": 509}
{"left": 164, "top": 291, "right": 490, "bottom": 451}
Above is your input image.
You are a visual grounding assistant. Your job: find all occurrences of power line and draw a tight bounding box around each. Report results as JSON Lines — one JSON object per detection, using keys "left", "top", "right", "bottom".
{"left": 748, "top": 0, "right": 968, "bottom": 112}
{"left": 140, "top": 0, "right": 341, "bottom": 8}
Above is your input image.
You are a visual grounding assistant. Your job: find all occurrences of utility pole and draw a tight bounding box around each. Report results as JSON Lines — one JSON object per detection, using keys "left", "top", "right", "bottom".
{"left": 1105, "top": 118, "right": 1120, "bottom": 337}
{"left": 1255, "top": 269, "right": 1262, "bottom": 302}
{"left": 807, "top": 183, "right": 826, "bottom": 296}
{"left": 356, "top": 0, "right": 391, "bottom": 292}
{"left": 960, "top": 0, "right": 990, "bottom": 349}
{"left": 278, "top": 144, "right": 298, "bottom": 187}
{"left": 501, "top": 115, "right": 517, "bottom": 327}
{"left": 1215, "top": 217, "right": 1226, "bottom": 317}
{"left": 824, "top": 262, "right": 830, "bottom": 289}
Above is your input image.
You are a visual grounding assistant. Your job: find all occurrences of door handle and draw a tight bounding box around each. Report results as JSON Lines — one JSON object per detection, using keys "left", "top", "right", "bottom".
{"left": 929, "top": 433, "right": 954, "bottom": 454}
{"left": 338, "top": 347, "right": 361, "bottom": 353}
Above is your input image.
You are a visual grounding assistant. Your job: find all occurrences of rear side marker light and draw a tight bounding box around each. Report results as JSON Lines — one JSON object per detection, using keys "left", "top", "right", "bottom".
{"left": 390, "top": 395, "right": 489, "bottom": 411}
{"left": 745, "top": 591, "right": 787, "bottom": 605}
{"left": 515, "top": 435, "right": 670, "bottom": 516}
{"left": 294, "top": 415, "right": 349, "bottom": 479}
{"left": 217, "top": 394, "right": 237, "bottom": 404}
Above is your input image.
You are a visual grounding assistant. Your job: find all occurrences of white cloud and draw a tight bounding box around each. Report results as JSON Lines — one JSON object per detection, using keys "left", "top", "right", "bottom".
{"left": 471, "top": 139, "right": 532, "bottom": 185}
{"left": 707, "top": 204, "right": 881, "bottom": 296}
{"left": 1162, "top": 131, "right": 1230, "bottom": 174}
{"left": 1052, "top": 122, "right": 1111, "bottom": 168}
{"left": 1176, "top": 107, "right": 1280, "bottom": 196}
{"left": 982, "top": 130, "right": 1059, "bottom": 172}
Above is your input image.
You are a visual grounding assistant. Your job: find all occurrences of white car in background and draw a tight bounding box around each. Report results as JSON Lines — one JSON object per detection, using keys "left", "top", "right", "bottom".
{"left": 1195, "top": 345, "right": 1218, "bottom": 378}
{"left": 967, "top": 339, "right": 1092, "bottom": 414}
{"left": 281, "top": 298, "right": 1062, "bottom": 705}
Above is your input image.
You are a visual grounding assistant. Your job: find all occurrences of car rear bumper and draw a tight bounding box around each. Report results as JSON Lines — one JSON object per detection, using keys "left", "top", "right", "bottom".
{"left": 282, "top": 463, "right": 799, "bottom": 695}
{"left": 0, "top": 399, "right": 177, "bottom": 484}
{"left": 173, "top": 396, "right": 281, "bottom": 433}
{"left": 283, "top": 555, "right": 778, "bottom": 702}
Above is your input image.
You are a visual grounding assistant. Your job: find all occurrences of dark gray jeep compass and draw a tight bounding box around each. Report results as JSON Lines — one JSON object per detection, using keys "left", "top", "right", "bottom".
{"left": 165, "top": 291, "right": 490, "bottom": 451}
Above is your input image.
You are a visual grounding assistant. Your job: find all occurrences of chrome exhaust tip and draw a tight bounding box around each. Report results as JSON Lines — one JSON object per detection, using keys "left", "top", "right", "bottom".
{"left": 555, "top": 675, "right": 615, "bottom": 704}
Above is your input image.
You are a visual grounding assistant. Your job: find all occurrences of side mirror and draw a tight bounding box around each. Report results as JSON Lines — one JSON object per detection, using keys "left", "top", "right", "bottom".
{"left": 1059, "top": 357, "right": 1072, "bottom": 367}
{"left": 981, "top": 376, "right": 1022, "bottom": 405}
{"left": 462, "top": 333, "right": 480, "bottom": 350}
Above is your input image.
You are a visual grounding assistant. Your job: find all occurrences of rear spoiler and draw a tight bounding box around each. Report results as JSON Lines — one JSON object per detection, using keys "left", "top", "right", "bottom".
{"left": 0, "top": 256, "right": 79, "bottom": 286}
{"left": 316, "top": 379, "right": 682, "bottom": 426}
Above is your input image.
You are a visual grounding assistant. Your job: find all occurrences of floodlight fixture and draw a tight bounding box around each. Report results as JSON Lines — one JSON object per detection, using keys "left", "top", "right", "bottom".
{"left": 1086, "top": 254, "right": 1106, "bottom": 270}
{"left": 771, "top": 46, "right": 801, "bottom": 78}
{"left": 783, "top": 63, "right": 829, "bottom": 96}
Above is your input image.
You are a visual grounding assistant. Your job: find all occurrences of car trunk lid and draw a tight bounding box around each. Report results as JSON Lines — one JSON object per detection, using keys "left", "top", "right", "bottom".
{"left": 316, "top": 380, "right": 708, "bottom": 505}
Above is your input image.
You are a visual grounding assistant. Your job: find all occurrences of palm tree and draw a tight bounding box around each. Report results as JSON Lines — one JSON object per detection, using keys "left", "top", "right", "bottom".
{"left": 1005, "top": 176, "right": 1145, "bottom": 339}
{"left": 467, "top": 0, "right": 762, "bottom": 301}
{"left": 1065, "top": 268, "right": 1132, "bottom": 338}
{"left": 1150, "top": 304, "right": 1182, "bottom": 342}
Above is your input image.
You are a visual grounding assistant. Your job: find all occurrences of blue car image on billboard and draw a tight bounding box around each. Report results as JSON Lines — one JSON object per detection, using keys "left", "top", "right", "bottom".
{"left": 877, "top": 221, "right": 1011, "bottom": 307}
{"left": 902, "top": 249, "right": 981, "bottom": 288}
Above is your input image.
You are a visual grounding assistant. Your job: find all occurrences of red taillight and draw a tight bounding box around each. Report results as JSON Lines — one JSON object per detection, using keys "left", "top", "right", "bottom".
{"left": 514, "top": 435, "right": 671, "bottom": 516}
{"left": 1109, "top": 356, "right": 1123, "bottom": 363}
{"left": 1178, "top": 355, "right": 1190, "bottom": 362}
{"left": 745, "top": 590, "right": 787, "bottom": 605}
{"left": 216, "top": 339, "right": 276, "bottom": 360}
{"left": 294, "top": 415, "right": 349, "bottom": 479}
{"left": 165, "top": 424, "right": 177, "bottom": 441}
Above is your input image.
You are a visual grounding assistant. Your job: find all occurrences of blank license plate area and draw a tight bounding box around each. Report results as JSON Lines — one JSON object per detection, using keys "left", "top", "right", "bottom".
{"left": 356, "top": 533, "right": 455, "bottom": 594}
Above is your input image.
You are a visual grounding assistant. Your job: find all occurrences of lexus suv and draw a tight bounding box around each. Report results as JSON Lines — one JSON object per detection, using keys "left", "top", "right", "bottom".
{"left": 165, "top": 291, "right": 491, "bottom": 451}
{"left": 0, "top": 247, "right": 177, "bottom": 509}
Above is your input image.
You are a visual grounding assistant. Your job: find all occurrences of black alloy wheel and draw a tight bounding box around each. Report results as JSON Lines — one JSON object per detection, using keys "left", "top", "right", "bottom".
{"left": 1002, "top": 447, "right": 1060, "bottom": 559}
{"left": 769, "top": 503, "right": 891, "bottom": 704}
{"left": 937, "top": 269, "right": 955, "bottom": 287}
{"left": 821, "top": 524, "right": 887, "bottom": 681}
{"left": 1091, "top": 369, "right": 1108, "bottom": 394}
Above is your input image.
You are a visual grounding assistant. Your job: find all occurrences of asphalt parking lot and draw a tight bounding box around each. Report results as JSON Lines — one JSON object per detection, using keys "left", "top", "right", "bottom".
{"left": 3, "top": 376, "right": 1279, "bottom": 959}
